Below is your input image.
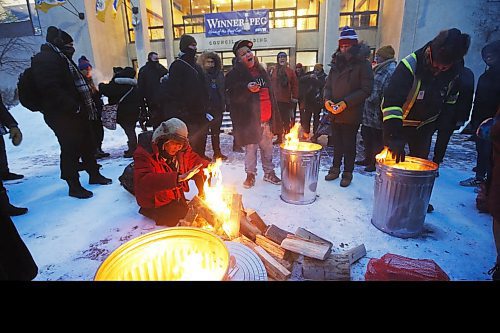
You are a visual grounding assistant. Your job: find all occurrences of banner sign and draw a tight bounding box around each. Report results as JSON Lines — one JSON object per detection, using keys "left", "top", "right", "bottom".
{"left": 204, "top": 10, "right": 269, "bottom": 37}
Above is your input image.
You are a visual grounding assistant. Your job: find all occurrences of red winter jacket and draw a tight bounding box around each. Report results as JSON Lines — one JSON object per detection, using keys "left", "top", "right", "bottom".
{"left": 269, "top": 66, "right": 299, "bottom": 103}
{"left": 133, "top": 144, "right": 209, "bottom": 209}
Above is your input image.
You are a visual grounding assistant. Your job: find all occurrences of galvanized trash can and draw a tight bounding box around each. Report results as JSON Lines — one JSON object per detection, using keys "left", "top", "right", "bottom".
{"left": 371, "top": 156, "right": 438, "bottom": 238}
{"left": 280, "top": 142, "right": 322, "bottom": 205}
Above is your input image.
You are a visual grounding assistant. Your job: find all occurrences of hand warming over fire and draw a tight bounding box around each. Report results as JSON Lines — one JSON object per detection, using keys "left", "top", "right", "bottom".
{"left": 178, "top": 163, "right": 203, "bottom": 182}
{"left": 247, "top": 81, "right": 260, "bottom": 93}
{"left": 388, "top": 139, "right": 406, "bottom": 163}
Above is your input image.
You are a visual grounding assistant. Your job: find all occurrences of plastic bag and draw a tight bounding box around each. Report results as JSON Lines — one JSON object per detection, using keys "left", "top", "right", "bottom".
{"left": 101, "top": 104, "right": 118, "bottom": 130}
{"left": 364, "top": 253, "right": 450, "bottom": 281}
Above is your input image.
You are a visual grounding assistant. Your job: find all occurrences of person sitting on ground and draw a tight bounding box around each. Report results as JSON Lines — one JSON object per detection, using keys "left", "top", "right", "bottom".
{"left": 133, "top": 118, "right": 211, "bottom": 227}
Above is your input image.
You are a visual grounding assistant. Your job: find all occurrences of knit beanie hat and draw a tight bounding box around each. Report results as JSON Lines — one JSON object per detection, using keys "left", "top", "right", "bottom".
{"left": 179, "top": 34, "right": 197, "bottom": 53}
{"left": 277, "top": 51, "right": 287, "bottom": 62}
{"left": 78, "top": 56, "right": 92, "bottom": 71}
{"left": 376, "top": 45, "right": 395, "bottom": 60}
{"left": 339, "top": 26, "right": 358, "bottom": 47}
{"left": 152, "top": 118, "right": 189, "bottom": 146}
{"left": 46, "top": 26, "right": 73, "bottom": 48}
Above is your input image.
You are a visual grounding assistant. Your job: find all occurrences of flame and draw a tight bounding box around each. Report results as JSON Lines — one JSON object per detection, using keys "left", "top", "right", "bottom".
{"left": 202, "top": 159, "right": 240, "bottom": 239}
{"left": 283, "top": 123, "right": 301, "bottom": 151}
{"left": 375, "top": 146, "right": 436, "bottom": 171}
{"left": 375, "top": 146, "right": 391, "bottom": 163}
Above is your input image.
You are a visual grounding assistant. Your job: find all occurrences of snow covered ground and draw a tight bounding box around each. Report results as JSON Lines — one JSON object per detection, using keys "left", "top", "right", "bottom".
{"left": 4, "top": 104, "right": 496, "bottom": 281}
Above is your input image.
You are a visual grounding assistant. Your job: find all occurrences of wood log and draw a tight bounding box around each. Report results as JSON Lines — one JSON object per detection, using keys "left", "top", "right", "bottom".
{"left": 178, "top": 219, "right": 191, "bottom": 227}
{"left": 183, "top": 207, "right": 198, "bottom": 224}
{"left": 302, "top": 256, "right": 350, "bottom": 281}
{"left": 229, "top": 193, "right": 243, "bottom": 225}
{"left": 281, "top": 235, "right": 331, "bottom": 260}
{"left": 187, "top": 195, "right": 221, "bottom": 229}
{"left": 295, "top": 227, "right": 333, "bottom": 252}
{"left": 341, "top": 244, "right": 366, "bottom": 265}
{"left": 253, "top": 246, "right": 291, "bottom": 281}
{"left": 255, "top": 234, "right": 289, "bottom": 260}
{"left": 245, "top": 209, "right": 268, "bottom": 234}
{"left": 239, "top": 215, "right": 262, "bottom": 241}
{"left": 264, "top": 224, "right": 293, "bottom": 244}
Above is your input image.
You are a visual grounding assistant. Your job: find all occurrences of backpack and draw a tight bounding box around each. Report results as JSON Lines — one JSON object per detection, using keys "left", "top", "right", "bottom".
{"left": 17, "top": 65, "right": 43, "bottom": 112}
{"left": 118, "top": 162, "right": 135, "bottom": 195}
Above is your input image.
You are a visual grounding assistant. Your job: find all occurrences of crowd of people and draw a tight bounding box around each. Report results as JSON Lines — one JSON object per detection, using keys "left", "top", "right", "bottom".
{"left": 1, "top": 24, "right": 499, "bottom": 281}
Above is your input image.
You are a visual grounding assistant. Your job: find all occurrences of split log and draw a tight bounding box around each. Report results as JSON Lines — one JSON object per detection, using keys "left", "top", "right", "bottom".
{"left": 302, "top": 256, "right": 350, "bottom": 281}
{"left": 236, "top": 235, "right": 294, "bottom": 275}
{"left": 246, "top": 209, "right": 268, "bottom": 234}
{"left": 295, "top": 227, "right": 333, "bottom": 252}
{"left": 253, "top": 246, "right": 291, "bottom": 281}
{"left": 264, "top": 224, "right": 293, "bottom": 244}
{"left": 341, "top": 244, "right": 366, "bottom": 265}
{"left": 187, "top": 196, "right": 221, "bottom": 229}
{"left": 239, "top": 215, "right": 262, "bottom": 241}
{"left": 178, "top": 219, "right": 191, "bottom": 227}
{"left": 281, "top": 235, "right": 331, "bottom": 260}
{"left": 229, "top": 194, "right": 243, "bottom": 226}
{"left": 255, "top": 234, "right": 289, "bottom": 260}
{"left": 183, "top": 207, "right": 198, "bottom": 224}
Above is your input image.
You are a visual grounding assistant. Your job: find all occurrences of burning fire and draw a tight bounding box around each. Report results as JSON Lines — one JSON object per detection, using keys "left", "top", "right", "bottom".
{"left": 202, "top": 159, "right": 240, "bottom": 239}
{"left": 282, "top": 123, "right": 322, "bottom": 152}
{"left": 376, "top": 146, "right": 436, "bottom": 171}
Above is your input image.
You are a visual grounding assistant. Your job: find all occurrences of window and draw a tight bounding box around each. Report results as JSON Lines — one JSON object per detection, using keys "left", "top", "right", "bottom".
{"left": 125, "top": 0, "right": 165, "bottom": 42}
{"left": 296, "top": 51, "right": 317, "bottom": 72}
{"left": 339, "top": 0, "right": 380, "bottom": 28}
{"left": 0, "top": 0, "right": 41, "bottom": 38}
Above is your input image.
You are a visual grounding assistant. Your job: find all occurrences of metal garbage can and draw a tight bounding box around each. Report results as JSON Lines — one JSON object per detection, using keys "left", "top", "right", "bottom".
{"left": 371, "top": 156, "right": 438, "bottom": 238}
{"left": 280, "top": 142, "right": 322, "bottom": 205}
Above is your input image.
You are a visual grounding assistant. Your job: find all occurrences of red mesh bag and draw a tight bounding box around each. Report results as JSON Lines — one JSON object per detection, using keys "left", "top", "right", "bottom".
{"left": 365, "top": 253, "right": 450, "bottom": 281}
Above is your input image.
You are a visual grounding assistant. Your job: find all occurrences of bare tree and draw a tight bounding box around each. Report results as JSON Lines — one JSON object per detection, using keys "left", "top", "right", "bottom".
{"left": 0, "top": 3, "right": 37, "bottom": 75}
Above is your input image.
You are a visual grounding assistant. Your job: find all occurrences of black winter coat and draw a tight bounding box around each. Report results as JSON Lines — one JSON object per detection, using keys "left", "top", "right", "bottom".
{"left": 471, "top": 66, "right": 500, "bottom": 132}
{"left": 138, "top": 60, "right": 168, "bottom": 106}
{"left": 225, "top": 62, "right": 282, "bottom": 146}
{"left": 324, "top": 44, "right": 374, "bottom": 125}
{"left": 159, "top": 54, "right": 208, "bottom": 125}
{"left": 31, "top": 44, "right": 82, "bottom": 117}
{"left": 99, "top": 73, "right": 143, "bottom": 125}
{"left": 0, "top": 95, "right": 17, "bottom": 134}
{"left": 437, "top": 66, "right": 474, "bottom": 131}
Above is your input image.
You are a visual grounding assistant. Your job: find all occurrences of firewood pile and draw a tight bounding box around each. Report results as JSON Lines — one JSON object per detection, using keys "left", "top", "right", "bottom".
{"left": 180, "top": 194, "right": 367, "bottom": 281}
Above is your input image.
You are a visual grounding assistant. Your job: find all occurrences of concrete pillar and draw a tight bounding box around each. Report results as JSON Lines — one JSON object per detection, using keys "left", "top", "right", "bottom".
{"left": 134, "top": 0, "right": 152, "bottom": 67}
{"left": 318, "top": 0, "right": 326, "bottom": 66}
{"left": 161, "top": 0, "right": 175, "bottom": 66}
{"left": 322, "top": 0, "right": 341, "bottom": 72}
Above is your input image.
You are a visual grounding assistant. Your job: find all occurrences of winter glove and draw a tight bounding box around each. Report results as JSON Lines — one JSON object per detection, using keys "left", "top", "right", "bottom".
{"left": 388, "top": 138, "right": 406, "bottom": 163}
{"left": 9, "top": 126, "right": 22, "bottom": 146}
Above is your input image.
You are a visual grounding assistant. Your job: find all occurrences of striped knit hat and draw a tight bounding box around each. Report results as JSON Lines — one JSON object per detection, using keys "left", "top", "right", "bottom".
{"left": 339, "top": 26, "right": 358, "bottom": 47}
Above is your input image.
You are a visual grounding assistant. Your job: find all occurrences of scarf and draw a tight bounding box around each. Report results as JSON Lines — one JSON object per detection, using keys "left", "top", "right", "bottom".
{"left": 47, "top": 43, "right": 98, "bottom": 120}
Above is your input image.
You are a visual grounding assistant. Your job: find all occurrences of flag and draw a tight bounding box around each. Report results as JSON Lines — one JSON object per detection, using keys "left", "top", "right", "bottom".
{"left": 111, "top": 0, "right": 124, "bottom": 18}
{"left": 35, "top": 0, "right": 66, "bottom": 13}
{"left": 96, "top": 0, "right": 113, "bottom": 23}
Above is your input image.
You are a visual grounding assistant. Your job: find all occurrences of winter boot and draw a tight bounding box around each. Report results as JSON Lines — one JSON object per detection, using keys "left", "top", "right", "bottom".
{"left": 95, "top": 147, "right": 110, "bottom": 159}
{"left": 325, "top": 167, "right": 340, "bottom": 181}
{"left": 355, "top": 159, "right": 370, "bottom": 166}
{"left": 66, "top": 179, "right": 93, "bottom": 199}
{"left": 1, "top": 172, "right": 24, "bottom": 181}
{"left": 243, "top": 173, "right": 256, "bottom": 189}
{"left": 212, "top": 135, "right": 228, "bottom": 161}
{"left": 89, "top": 171, "right": 113, "bottom": 185}
{"left": 263, "top": 171, "right": 281, "bottom": 185}
{"left": 364, "top": 164, "right": 376, "bottom": 172}
{"left": 340, "top": 172, "right": 353, "bottom": 187}
{"left": 0, "top": 189, "right": 28, "bottom": 216}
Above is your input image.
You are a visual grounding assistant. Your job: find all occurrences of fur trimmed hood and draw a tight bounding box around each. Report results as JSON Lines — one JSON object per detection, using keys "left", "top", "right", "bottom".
{"left": 197, "top": 51, "right": 222, "bottom": 72}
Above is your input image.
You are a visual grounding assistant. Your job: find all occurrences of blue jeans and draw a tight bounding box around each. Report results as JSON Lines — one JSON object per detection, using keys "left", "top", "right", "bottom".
{"left": 245, "top": 122, "right": 275, "bottom": 176}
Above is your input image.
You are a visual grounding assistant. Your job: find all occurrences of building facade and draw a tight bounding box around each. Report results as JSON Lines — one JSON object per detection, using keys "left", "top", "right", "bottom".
{"left": 1, "top": 0, "right": 499, "bottom": 93}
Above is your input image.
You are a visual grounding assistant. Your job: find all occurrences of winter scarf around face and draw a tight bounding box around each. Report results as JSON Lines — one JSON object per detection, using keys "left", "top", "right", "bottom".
{"left": 47, "top": 43, "right": 98, "bottom": 120}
